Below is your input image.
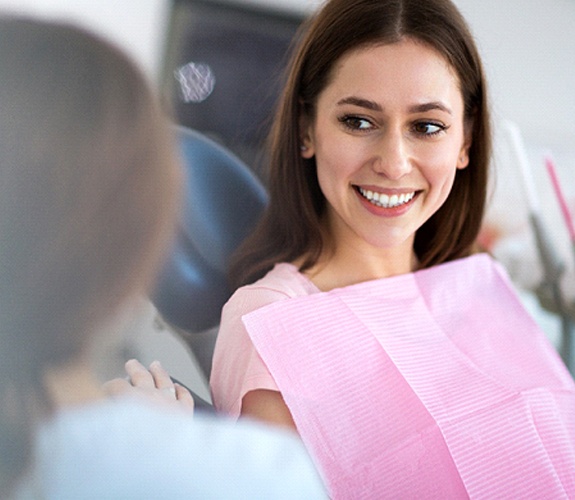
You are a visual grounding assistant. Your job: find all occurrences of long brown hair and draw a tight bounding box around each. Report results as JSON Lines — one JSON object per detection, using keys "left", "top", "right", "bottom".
{"left": 230, "top": 0, "right": 491, "bottom": 288}
{"left": 0, "top": 18, "right": 181, "bottom": 492}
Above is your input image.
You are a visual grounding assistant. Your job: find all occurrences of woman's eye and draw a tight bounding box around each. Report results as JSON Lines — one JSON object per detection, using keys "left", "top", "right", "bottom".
{"left": 413, "top": 122, "right": 446, "bottom": 136}
{"left": 339, "top": 115, "right": 374, "bottom": 131}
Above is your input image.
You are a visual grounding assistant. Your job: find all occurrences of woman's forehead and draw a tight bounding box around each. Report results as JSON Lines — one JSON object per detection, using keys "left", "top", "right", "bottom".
{"left": 318, "top": 39, "right": 464, "bottom": 114}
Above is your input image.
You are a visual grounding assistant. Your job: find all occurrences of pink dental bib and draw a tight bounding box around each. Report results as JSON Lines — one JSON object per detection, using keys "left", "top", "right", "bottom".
{"left": 243, "top": 254, "right": 575, "bottom": 499}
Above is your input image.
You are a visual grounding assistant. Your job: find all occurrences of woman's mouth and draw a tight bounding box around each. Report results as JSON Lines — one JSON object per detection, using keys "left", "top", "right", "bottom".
{"left": 356, "top": 187, "right": 417, "bottom": 208}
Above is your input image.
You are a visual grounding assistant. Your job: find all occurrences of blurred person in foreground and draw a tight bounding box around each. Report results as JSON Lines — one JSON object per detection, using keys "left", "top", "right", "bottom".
{"left": 0, "top": 16, "right": 325, "bottom": 499}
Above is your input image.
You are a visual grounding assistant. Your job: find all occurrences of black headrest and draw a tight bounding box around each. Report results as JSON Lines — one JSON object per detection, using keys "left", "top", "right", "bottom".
{"left": 152, "top": 126, "right": 268, "bottom": 333}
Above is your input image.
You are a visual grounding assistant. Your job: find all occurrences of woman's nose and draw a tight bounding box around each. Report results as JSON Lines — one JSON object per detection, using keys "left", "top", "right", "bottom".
{"left": 371, "top": 130, "right": 412, "bottom": 180}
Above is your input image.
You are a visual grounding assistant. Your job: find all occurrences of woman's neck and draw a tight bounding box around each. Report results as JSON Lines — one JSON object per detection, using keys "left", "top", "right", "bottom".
{"left": 303, "top": 242, "right": 418, "bottom": 292}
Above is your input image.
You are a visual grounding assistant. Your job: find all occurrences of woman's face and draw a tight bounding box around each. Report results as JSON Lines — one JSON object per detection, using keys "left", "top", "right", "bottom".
{"left": 301, "top": 39, "right": 471, "bottom": 259}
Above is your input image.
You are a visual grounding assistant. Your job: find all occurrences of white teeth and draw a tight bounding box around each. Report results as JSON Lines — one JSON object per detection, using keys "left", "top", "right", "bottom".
{"left": 358, "top": 187, "right": 415, "bottom": 208}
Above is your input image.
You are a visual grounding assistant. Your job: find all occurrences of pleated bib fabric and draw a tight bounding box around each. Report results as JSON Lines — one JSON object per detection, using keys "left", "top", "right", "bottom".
{"left": 243, "top": 254, "right": 575, "bottom": 499}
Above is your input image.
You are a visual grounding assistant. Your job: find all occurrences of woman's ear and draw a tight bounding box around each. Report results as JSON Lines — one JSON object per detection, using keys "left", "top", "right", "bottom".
{"left": 457, "top": 118, "right": 474, "bottom": 170}
{"left": 300, "top": 139, "right": 315, "bottom": 159}
{"left": 457, "top": 144, "right": 470, "bottom": 170}
{"left": 298, "top": 110, "right": 315, "bottom": 159}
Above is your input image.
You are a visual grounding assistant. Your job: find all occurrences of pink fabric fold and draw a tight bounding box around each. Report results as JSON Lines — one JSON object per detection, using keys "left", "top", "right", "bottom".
{"left": 243, "top": 254, "right": 575, "bottom": 499}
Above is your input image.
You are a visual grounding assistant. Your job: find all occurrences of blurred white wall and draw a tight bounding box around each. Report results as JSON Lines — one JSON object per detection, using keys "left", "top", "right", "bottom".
{"left": 454, "top": 0, "right": 575, "bottom": 151}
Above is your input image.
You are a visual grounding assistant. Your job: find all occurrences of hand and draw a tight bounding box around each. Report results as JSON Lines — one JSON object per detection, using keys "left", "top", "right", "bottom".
{"left": 103, "top": 359, "right": 195, "bottom": 414}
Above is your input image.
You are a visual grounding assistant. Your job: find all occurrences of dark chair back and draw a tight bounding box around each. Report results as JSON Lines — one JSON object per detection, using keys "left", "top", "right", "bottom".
{"left": 152, "top": 126, "right": 267, "bottom": 385}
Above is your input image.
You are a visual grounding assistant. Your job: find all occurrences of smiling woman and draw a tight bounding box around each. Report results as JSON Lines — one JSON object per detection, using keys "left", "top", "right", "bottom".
{"left": 209, "top": 0, "right": 575, "bottom": 497}
{"left": 225, "top": 0, "right": 489, "bottom": 289}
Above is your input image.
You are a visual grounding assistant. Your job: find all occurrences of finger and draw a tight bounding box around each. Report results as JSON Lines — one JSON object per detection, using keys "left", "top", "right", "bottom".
{"left": 125, "top": 359, "right": 155, "bottom": 389}
{"left": 148, "top": 360, "right": 174, "bottom": 390}
{"left": 160, "top": 386, "right": 177, "bottom": 399}
{"left": 175, "top": 383, "right": 195, "bottom": 412}
{"left": 103, "top": 377, "right": 133, "bottom": 397}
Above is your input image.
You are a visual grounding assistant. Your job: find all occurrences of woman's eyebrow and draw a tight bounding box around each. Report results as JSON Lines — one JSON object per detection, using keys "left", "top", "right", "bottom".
{"left": 337, "top": 96, "right": 382, "bottom": 111}
{"left": 409, "top": 101, "right": 452, "bottom": 115}
{"left": 337, "top": 96, "right": 452, "bottom": 115}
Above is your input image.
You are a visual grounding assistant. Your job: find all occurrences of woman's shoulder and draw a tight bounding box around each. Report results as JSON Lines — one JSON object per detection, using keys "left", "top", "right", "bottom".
{"left": 218, "top": 263, "right": 319, "bottom": 333}
{"left": 234, "top": 262, "right": 320, "bottom": 301}
{"left": 221, "top": 263, "right": 320, "bottom": 322}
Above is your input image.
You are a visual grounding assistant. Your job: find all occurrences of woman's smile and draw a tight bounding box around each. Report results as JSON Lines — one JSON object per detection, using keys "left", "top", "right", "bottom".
{"left": 354, "top": 186, "right": 420, "bottom": 215}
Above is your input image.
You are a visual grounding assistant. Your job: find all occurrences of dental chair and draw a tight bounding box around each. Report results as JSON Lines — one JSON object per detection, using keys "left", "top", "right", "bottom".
{"left": 152, "top": 126, "right": 268, "bottom": 410}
